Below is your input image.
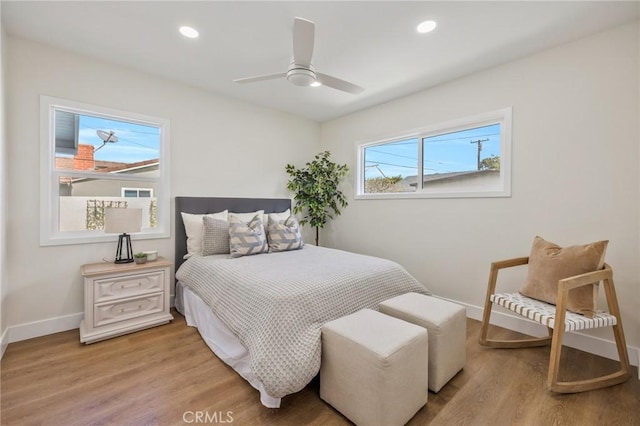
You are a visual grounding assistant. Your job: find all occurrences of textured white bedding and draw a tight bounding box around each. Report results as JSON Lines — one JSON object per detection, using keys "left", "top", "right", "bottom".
{"left": 178, "top": 282, "right": 281, "bottom": 407}
{"left": 176, "top": 245, "right": 429, "bottom": 404}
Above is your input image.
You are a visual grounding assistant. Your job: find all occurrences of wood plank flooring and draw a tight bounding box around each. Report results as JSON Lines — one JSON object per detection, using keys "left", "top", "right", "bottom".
{"left": 2, "top": 311, "right": 639, "bottom": 425}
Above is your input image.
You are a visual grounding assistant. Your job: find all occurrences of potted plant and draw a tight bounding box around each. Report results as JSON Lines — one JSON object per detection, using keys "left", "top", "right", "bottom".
{"left": 134, "top": 252, "right": 148, "bottom": 264}
{"left": 285, "top": 151, "right": 349, "bottom": 246}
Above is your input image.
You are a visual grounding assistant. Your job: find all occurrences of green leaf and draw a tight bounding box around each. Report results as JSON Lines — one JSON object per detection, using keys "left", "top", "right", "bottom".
{"left": 284, "top": 151, "right": 349, "bottom": 240}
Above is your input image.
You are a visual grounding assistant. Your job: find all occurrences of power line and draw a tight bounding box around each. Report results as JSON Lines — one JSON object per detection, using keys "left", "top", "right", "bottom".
{"left": 366, "top": 148, "right": 418, "bottom": 161}
{"left": 365, "top": 160, "right": 453, "bottom": 174}
{"left": 79, "top": 124, "right": 158, "bottom": 150}
{"left": 365, "top": 160, "right": 417, "bottom": 170}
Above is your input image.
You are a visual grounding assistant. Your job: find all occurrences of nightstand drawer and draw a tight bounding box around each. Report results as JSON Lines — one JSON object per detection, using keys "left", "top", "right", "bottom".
{"left": 94, "top": 292, "right": 164, "bottom": 327}
{"left": 94, "top": 271, "right": 165, "bottom": 303}
{"left": 81, "top": 257, "right": 172, "bottom": 344}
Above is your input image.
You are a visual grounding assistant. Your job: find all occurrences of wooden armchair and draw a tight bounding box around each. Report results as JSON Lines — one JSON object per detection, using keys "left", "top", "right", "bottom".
{"left": 479, "top": 257, "right": 631, "bottom": 393}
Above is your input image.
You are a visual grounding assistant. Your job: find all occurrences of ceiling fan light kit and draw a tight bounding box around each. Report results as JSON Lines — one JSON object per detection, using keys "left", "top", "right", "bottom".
{"left": 233, "top": 17, "right": 364, "bottom": 94}
{"left": 287, "top": 66, "right": 317, "bottom": 87}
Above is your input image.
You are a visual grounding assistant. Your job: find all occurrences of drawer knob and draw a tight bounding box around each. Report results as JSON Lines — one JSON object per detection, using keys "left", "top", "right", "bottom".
{"left": 120, "top": 285, "right": 124, "bottom": 289}
{"left": 138, "top": 282, "right": 142, "bottom": 286}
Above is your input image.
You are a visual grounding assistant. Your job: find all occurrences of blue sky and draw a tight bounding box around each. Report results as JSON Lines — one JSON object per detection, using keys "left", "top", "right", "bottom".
{"left": 364, "top": 123, "right": 500, "bottom": 178}
{"left": 73, "top": 114, "right": 160, "bottom": 163}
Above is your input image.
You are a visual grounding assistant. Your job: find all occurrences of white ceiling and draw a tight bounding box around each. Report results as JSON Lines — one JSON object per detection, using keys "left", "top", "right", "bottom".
{"left": 2, "top": 1, "right": 638, "bottom": 122}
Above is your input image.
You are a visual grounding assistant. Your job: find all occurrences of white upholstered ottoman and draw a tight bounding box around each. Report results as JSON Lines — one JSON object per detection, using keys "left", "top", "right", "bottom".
{"left": 320, "top": 309, "right": 428, "bottom": 426}
{"left": 379, "top": 293, "right": 466, "bottom": 393}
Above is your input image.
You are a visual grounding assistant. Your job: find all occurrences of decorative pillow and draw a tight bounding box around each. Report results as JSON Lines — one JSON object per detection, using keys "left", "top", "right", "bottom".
{"left": 202, "top": 216, "right": 230, "bottom": 255}
{"left": 228, "top": 210, "right": 264, "bottom": 223}
{"left": 228, "top": 213, "right": 268, "bottom": 258}
{"left": 181, "top": 210, "right": 227, "bottom": 259}
{"left": 263, "top": 209, "right": 290, "bottom": 229}
{"left": 519, "top": 236, "right": 608, "bottom": 318}
{"left": 267, "top": 215, "right": 304, "bottom": 252}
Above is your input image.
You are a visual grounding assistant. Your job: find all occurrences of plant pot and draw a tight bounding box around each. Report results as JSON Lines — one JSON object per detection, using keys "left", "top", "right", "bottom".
{"left": 134, "top": 256, "right": 147, "bottom": 265}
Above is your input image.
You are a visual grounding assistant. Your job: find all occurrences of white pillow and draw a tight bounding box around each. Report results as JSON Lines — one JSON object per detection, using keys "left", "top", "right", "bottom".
{"left": 181, "top": 210, "right": 227, "bottom": 259}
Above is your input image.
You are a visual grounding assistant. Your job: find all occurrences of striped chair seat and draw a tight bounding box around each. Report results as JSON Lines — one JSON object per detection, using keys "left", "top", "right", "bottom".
{"left": 490, "top": 292, "right": 617, "bottom": 332}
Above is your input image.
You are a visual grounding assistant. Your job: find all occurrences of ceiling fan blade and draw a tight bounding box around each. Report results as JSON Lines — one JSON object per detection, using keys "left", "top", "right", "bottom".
{"left": 316, "top": 73, "right": 364, "bottom": 94}
{"left": 293, "top": 17, "right": 314, "bottom": 67}
{"left": 233, "top": 73, "right": 287, "bottom": 84}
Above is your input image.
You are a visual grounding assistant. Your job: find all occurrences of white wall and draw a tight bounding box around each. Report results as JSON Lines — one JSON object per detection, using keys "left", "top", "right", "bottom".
{"left": 320, "top": 22, "right": 640, "bottom": 352}
{"left": 0, "top": 8, "right": 8, "bottom": 356}
{"left": 5, "top": 36, "right": 319, "bottom": 335}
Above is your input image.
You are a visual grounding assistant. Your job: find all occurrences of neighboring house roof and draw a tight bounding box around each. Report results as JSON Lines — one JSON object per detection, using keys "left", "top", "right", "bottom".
{"left": 58, "top": 159, "right": 159, "bottom": 185}
{"left": 403, "top": 169, "right": 499, "bottom": 187}
{"left": 97, "top": 159, "right": 159, "bottom": 174}
{"left": 56, "top": 143, "right": 159, "bottom": 185}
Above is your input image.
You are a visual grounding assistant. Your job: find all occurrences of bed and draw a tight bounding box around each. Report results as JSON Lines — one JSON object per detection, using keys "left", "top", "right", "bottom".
{"left": 174, "top": 196, "right": 430, "bottom": 408}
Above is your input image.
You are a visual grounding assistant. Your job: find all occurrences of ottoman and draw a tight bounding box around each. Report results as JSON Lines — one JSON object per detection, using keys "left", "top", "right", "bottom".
{"left": 320, "top": 309, "right": 428, "bottom": 426}
{"left": 380, "top": 293, "right": 466, "bottom": 393}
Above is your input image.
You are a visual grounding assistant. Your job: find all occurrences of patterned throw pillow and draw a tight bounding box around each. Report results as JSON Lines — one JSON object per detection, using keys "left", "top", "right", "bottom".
{"left": 228, "top": 213, "right": 268, "bottom": 258}
{"left": 202, "top": 216, "right": 230, "bottom": 255}
{"left": 263, "top": 209, "right": 290, "bottom": 229}
{"left": 267, "top": 215, "right": 304, "bottom": 252}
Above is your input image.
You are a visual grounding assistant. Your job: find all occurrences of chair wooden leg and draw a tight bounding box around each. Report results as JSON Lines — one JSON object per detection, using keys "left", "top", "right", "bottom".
{"left": 480, "top": 262, "right": 552, "bottom": 348}
{"left": 548, "top": 276, "right": 631, "bottom": 393}
{"left": 603, "top": 276, "right": 632, "bottom": 376}
{"left": 478, "top": 264, "right": 497, "bottom": 346}
{"left": 547, "top": 300, "right": 567, "bottom": 391}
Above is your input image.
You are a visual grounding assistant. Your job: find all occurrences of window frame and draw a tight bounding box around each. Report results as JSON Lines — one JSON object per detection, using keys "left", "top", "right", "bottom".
{"left": 40, "top": 95, "right": 171, "bottom": 246}
{"left": 121, "top": 188, "right": 154, "bottom": 198}
{"left": 355, "top": 108, "right": 512, "bottom": 199}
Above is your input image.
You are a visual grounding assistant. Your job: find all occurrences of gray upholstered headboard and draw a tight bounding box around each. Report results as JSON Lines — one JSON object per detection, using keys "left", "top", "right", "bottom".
{"left": 174, "top": 196, "right": 292, "bottom": 270}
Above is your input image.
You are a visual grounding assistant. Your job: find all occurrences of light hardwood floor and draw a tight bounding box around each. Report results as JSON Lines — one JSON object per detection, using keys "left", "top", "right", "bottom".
{"left": 2, "top": 311, "right": 639, "bottom": 425}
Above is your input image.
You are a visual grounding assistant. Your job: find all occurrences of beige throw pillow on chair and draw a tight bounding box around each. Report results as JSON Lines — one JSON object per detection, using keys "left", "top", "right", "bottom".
{"left": 519, "top": 236, "right": 608, "bottom": 318}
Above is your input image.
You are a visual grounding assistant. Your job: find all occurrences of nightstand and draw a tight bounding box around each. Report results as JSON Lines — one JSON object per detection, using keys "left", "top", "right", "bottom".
{"left": 79, "top": 257, "right": 173, "bottom": 344}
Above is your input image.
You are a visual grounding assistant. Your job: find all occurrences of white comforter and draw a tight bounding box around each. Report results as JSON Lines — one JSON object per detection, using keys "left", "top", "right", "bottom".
{"left": 175, "top": 245, "right": 429, "bottom": 399}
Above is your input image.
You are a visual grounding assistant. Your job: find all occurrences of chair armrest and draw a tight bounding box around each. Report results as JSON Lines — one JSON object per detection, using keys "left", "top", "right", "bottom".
{"left": 485, "top": 257, "right": 529, "bottom": 297}
{"left": 491, "top": 256, "right": 529, "bottom": 271}
{"left": 558, "top": 263, "right": 612, "bottom": 292}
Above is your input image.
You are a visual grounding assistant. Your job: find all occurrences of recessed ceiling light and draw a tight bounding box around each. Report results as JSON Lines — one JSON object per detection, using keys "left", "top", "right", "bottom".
{"left": 310, "top": 81, "right": 322, "bottom": 87}
{"left": 417, "top": 20, "right": 437, "bottom": 34}
{"left": 179, "top": 26, "right": 199, "bottom": 39}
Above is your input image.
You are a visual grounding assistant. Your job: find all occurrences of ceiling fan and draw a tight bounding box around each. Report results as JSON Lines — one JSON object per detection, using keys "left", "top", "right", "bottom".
{"left": 233, "top": 17, "right": 364, "bottom": 95}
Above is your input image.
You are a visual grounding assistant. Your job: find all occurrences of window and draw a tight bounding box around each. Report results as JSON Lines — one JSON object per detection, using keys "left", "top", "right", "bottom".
{"left": 356, "top": 108, "right": 511, "bottom": 199}
{"left": 122, "top": 188, "right": 153, "bottom": 198}
{"left": 40, "top": 96, "right": 170, "bottom": 245}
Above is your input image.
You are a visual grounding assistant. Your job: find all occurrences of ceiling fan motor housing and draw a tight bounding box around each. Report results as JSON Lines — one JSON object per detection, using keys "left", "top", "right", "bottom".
{"left": 287, "top": 67, "right": 316, "bottom": 86}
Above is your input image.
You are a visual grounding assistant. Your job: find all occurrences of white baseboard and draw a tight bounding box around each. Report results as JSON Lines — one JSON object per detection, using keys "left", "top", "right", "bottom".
{"left": 6, "top": 296, "right": 177, "bottom": 346}
{"left": 433, "top": 295, "right": 640, "bottom": 368}
{"left": 0, "top": 327, "right": 8, "bottom": 359}
{"left": 8, "top": 312, "right": 83, "bottom": 344}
